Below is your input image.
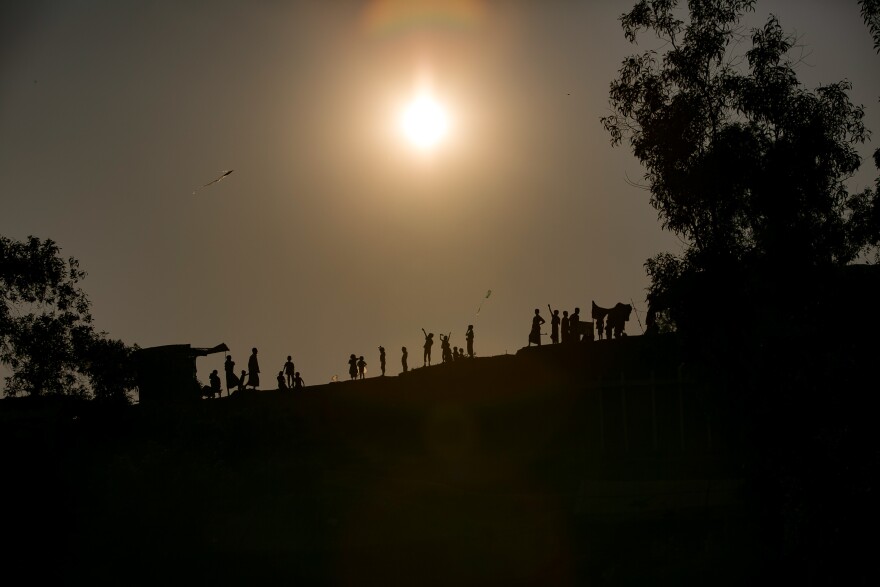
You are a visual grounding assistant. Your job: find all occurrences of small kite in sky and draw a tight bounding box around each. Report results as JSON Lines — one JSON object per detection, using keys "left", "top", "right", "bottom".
{"left": 193, "top": 169, "right": 234, "bottom": 194}
{"left": 476, "top": 289, "right": 492, "bottom": 316}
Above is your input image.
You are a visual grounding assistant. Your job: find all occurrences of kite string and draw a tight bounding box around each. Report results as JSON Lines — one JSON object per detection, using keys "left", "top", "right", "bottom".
{"left": 475, "top": 289, "right": 492, "bottom": 316}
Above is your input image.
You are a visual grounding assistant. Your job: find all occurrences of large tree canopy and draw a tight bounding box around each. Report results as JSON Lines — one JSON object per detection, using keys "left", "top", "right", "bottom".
{"left": 603, "top": 0, "right": 876, "bottom": 273}
{"left": 603, "top": 0, "right": 880, "bottom": 340}
{"left": 0, "top": 234, "right": 135, "bottom": 401}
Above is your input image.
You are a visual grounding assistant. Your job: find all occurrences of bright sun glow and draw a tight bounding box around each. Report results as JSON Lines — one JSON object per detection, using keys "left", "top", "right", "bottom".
{"left": 400, "top": 95, "right": 449, "bottom": 150}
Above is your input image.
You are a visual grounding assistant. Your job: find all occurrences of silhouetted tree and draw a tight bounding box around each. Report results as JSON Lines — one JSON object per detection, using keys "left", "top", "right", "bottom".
{"left": 858, "top": 0, "right": 880, "bottom": 255}
{"left": 1, "top": 235, "right": 136, "bottom": 401}
{"left": 861, "top": 0, "right": 880, "bottom": 52}
{"left": 73, "top": 330, "right": 138, "bottom": 403}
{"left": 603, "top": 3, "right": 880, "bottom": 582}
{"left": 603, "top": 0, "right": 879, "bottom": 324}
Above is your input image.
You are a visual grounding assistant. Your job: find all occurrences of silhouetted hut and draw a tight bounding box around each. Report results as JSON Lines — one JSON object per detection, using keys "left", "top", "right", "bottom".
{"left": 133, "top": 343, "right": 229, "bottom": 404}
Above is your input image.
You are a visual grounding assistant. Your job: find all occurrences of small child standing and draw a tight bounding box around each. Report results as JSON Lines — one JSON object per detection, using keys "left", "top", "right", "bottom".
{"left": 357, "top": 356, "right": 367, "bottom": 380}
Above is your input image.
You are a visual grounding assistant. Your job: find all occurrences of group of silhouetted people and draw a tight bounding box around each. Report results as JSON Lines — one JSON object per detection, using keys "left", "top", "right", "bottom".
{"left": 204, "top": 300, "right": 630, "bottom": 396}
{"left": 201, "top": 299, "right": 634, "bottom": 396}
{"left": 420, "top": 325, "right": 475, "bottom": 367}
{"left": 347, "top": 354, "right": 368, "bottom": 380}
{"left": 203, "top": 347, "right": 305, "bottom": 398}
{"left": 340, "top": 326, "right": 475, "bottom": 383}
{"left": 277, "top": 354, "right": 304, "bottom": 390}
{"left": 529, "top": 306, "right": 585, "bottom": 346}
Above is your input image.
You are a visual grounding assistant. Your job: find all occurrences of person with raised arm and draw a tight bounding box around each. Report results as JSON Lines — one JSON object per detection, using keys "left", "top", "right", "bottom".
{"left": 548, "top": 305, "right": 560, "bottom": 344}
{"left": 421, "top": 329, "right": 434, "bottom": 366}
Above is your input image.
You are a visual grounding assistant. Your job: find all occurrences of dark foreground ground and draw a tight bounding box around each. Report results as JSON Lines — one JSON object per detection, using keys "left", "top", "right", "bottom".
{"left": 1, "top": 336, "right": 864, "bottom": 585}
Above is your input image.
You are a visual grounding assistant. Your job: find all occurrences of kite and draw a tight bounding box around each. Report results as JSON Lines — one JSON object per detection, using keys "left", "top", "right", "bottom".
{"left": 476, "top": 289, "right": 492, "bottom": 316}
{"left": 192, "top": 169, "right": 234, "bottom": 194}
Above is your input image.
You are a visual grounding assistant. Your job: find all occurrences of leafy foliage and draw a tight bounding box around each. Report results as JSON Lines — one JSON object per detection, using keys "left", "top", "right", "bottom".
{"left": 602, "top": 0, "right": 880, "bottom": 327}
{"left": 1, "top": 235, "right": 136, "bottom": 401}
{"left": 861, "top": 0, "right": 880, "bottom": 53}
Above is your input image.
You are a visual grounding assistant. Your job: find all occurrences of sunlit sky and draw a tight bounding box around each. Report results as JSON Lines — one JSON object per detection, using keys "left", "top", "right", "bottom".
{"left": 2, "top": 0, "right": 878, "bottom": 389}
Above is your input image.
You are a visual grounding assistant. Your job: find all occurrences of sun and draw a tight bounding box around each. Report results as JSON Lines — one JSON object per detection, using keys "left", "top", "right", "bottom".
{"left": 400, "top": 94, "right": 450, "bottom": 150}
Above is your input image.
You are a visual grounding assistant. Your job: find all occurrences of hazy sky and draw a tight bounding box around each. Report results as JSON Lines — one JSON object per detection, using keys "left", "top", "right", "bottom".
{"left": 2, "top": 0, "right": 878, "bottom": 388}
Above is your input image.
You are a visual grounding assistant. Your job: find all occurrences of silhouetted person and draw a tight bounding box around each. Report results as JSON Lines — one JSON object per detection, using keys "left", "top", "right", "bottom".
{"left": 277, "top": 370, "right": 287, "bottom": 390}
{"left": 401, "top": 346, "right": 409, "bottom": 373}
{"left": 293, "top": 371, "right": 304, "bottom": 389}
{"left": 357, "top": 356, "right": 366, "bottom": 379}
{"left": 283, "top": 355, "right": 295, "bottom": 388}
{"left": 238, "top": 370, "right": 247, "bottom": 394}
{"left": 570, "top": 307, "right": 581, "bottom": 343}
{"left": 549, "top": 308, "right": 560, "bottom": 344}
{"left": 379, "top": 346, "right": 386, "bottom": 376}
{"left": 597, "top": 318, "right": 605, "bottom": 340}
{"left": 452, "top": 346, "right": 459, "bottom": 361}
{"left": 466, "top": 324, "right": 475, "bottom": 358}
{"left": 561, "top": 310, "right": 570, "bottom": 344}
{"left": 422, "top": 329, "right": 434, "bottom": 366}
{"left": 209, "top": 369, "right": 222, "bottom": 399}
{"left": 248, "top": 348, "right": 260, "bottom": 389}
{"left": 224, "top": 355, "right": 239, "bottom": 395}
{"left": 457, "top": 347, "right": 465, "bottom": 360}
{"left": 529, "top": 309, "right": 545, "bottom": 346}
{"left": 440, "top": 333, "right": 452, "bottom": 363}
{"left": 348, "top": 354, "right": 358, "bottom": 380}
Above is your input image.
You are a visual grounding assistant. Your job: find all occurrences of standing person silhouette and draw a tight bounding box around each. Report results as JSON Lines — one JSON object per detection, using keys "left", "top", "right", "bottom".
{"left": 549, "top": 307, "right": 561, "bottom": 344}
{"left": 570, "top": 307, "right": 581, "bottom": 343}
{"left": 401, "top": 347, "right": 409, "bottom": 373}
{"left": 529, "top": 309, "right": 545, "bottom": 346}
{"left": 209, "top": 369, "right": 222, "bottom": 399}
{"left": 283, "top": 356, "right": 295, "bottom": 388}
{"left": 379, "top": 346, "right": 386, "bottom": 376}
{"left": 248, "top": 348, "right": 260, "bottom": 389}
{"left": 421, "top": 329, "right": 434, "bottom": 366}
{"left": 224, "top": 355, "right": 239, "bottom": 396}
{"left": 238, "top": 370, "right": 247, "bottom": 394}
{"left": 561, "top": 310, "right": 570, "bottom": 344}
{"left": 466, "top": 324, "right": 475, "bottom": 358}
{"left": 348, "top": 354, "right": 358, "bottom": 381}
{"left": 357, "top": 356, "right": 367, "bottom": 379}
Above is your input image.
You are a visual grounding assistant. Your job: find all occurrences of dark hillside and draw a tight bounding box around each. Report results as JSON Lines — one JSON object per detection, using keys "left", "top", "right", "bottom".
{"left": 0, "top": 336, "right": 784, "bottom": 585}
